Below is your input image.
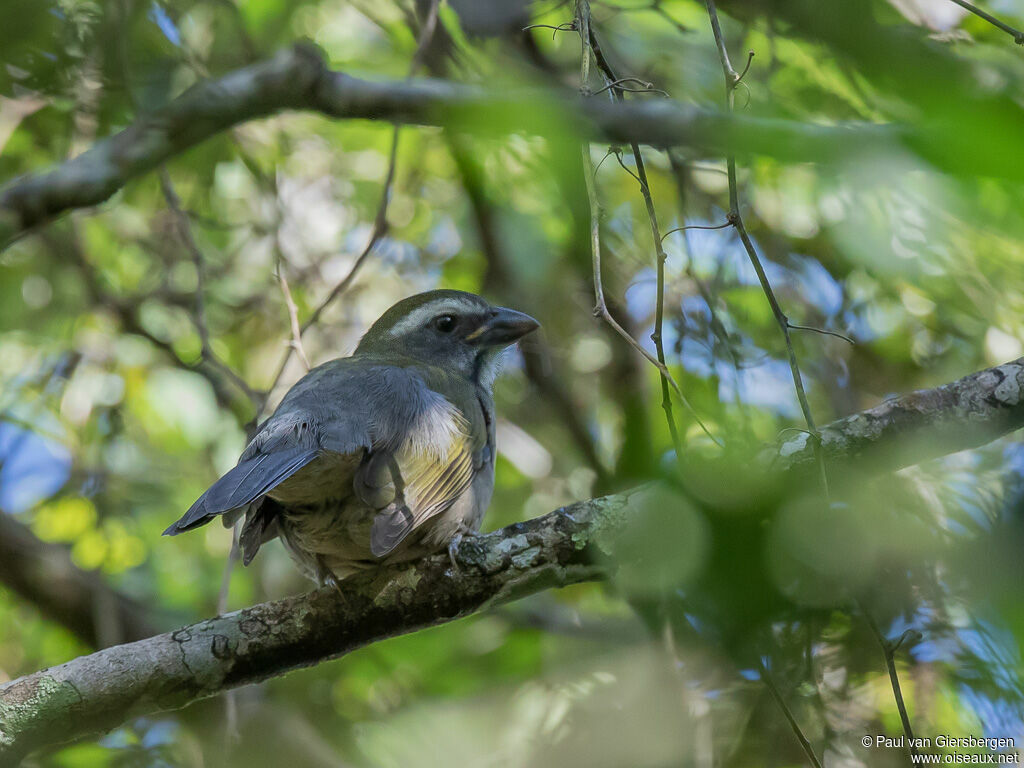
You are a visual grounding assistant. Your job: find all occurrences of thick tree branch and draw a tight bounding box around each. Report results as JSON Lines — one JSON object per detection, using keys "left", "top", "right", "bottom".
{"left": 0, "top": 44, "right": 906, "bottom": 247}
{"left": 2, "top": 357, "right": 1022, "bottom": 760}
{"left": 776, "top": 357, "right": 1024, "bottom": 474}
{"left": 0, "top": 491, "right": 627, "bottom": 763}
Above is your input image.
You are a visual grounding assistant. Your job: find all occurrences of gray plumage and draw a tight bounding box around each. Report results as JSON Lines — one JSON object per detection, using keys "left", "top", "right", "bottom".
{"left": 164, "top": 290, "right": 539, "bottom": 585}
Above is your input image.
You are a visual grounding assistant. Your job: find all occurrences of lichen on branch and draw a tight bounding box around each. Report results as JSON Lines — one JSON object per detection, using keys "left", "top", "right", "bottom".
{"left": 2, "top": 359, "right": 1022, "bottom": 761}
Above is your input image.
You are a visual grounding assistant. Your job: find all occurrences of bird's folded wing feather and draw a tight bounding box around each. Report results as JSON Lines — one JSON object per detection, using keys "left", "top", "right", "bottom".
{"left": 369, "top": 407, "right": 475, "bottom": 557}
{"left": 166, "top": 361, "right": 474, "bottom": 548}
{"left": 163, "top": 359, "right": 379, "bottom": 536}
{"left": 164, "top": 447, "right": 319, "bottom": 534}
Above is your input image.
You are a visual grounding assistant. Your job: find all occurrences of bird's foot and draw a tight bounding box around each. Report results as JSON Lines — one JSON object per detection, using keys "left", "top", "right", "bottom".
{"left": 448, "top": 533, "right": 464, "bottom": 573}
{"left": 447, "top": 527, "right": 480, "bottom": 574}
{"left": 316, "top": 558, "right": 348, "bottom": 604}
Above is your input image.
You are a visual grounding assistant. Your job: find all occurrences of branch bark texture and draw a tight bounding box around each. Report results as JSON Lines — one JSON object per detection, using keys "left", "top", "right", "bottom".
{"left": 777, "top": 357, "right": 1024, "bottom": 474}
{"left": 0, "top": 491, "right": 626, "bottom": 763}
{"left": 0, "top": 44, "right": 902, "bottom": 246}
{"left": 2, "top": 358, "right": 1022, "bottom": 760}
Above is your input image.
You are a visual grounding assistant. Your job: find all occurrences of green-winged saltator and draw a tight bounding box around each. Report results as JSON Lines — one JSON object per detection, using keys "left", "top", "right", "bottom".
{"left": 163, "top": 290, "right": 539, "bottom": 586}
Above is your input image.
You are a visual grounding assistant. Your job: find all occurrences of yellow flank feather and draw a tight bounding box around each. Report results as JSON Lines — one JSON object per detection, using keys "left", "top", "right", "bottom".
{"left": 396, "top": 409, "right": 474, "bottom": 528}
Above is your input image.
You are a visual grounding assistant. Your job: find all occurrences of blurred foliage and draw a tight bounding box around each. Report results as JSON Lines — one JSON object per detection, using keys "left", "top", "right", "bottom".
{"left": 2, "top": 0, "right": 1024, "bottom": 765}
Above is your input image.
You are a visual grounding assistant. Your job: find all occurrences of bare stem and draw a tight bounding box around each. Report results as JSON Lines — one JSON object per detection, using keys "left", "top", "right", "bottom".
{"left": 580, "top": 147, "right": 720, "bottom": 447}
{"left": 260, "top": 0, "right": 440, "bottom": 414}
{"left": 275, "top": 262, "right": 311, "bottom": 371}
{"left": 158, "top": 168, "right": 261, "bottom": 408}
{"left": 703, "top": 0, "right": 827, "bottom": 492}
{"left": 578, "top": 0, "right": 593, "bottom": 89}
{"left": 523, "top": 21, "right": 578, "bottom": 40}
{"left": 299, "top": 125, "right": 399, "bottom": 337}
{"left": 787, "top": 323, "right": 854, "bottom": 345}
{"left": 758, "top": 660, "right": 824, "bottom": 768}
{"left": 576, "top": 0, "right": 720, "bottom": 449}
{"left": 660, "top": 221, "right": 731, "bottom": 242}
{"left": 587, "top": 23, "right": 685, "bottom": 457}
{"left": 666, "top": 152, "right": 752, "bottom": 438}
{"left": 217, "top": 522, "right": 242, "bottom": 747}
{"left": 864, "top": 610, "right": 921, "bottom": 758}
{"left": 947, "top": 0, "right": 1024, "bottom": 44}
{"left": 592, "top": 77, "right": 669, "bottom": 97}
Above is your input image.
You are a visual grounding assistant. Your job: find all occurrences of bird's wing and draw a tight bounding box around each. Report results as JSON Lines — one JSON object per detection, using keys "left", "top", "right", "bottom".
{"left": 163, "top": 359, "right": 379, "bottom": 537}
{"left": 164, "top": 361, "right": 477, "bottom": 559}
{"left": 162, "top": 421, "right": 322, "bottom": 535}
{"left": 367, "top": 404, "right": 476, "bottom": 557}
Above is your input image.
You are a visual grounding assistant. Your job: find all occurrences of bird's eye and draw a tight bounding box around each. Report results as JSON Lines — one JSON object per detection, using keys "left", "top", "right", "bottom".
{"left": 433, "top": 314, "right": 457, "bottom": 333}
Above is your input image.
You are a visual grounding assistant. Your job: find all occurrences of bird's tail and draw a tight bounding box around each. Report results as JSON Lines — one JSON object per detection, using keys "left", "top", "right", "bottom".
{"left": 163, "top": 448, "right": 318, "bottom": 535}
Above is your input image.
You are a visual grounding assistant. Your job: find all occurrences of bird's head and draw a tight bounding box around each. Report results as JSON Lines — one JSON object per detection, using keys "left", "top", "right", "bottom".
{"left": 356, "top": 290, "right": 540, "bottom": 387}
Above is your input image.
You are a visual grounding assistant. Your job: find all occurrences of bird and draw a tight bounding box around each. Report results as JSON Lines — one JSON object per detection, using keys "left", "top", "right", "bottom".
{"left": 163, "top": 289, "right": 539, "bottom": 587}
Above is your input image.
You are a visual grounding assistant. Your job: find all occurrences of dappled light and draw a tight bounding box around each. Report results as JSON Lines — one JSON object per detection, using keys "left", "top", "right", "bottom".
{"left": 1, "top": 0, "right": 1024, "bottom": 765}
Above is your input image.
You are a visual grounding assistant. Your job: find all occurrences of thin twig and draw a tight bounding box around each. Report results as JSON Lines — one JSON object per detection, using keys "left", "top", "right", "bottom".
{"left": 787, "top": 323, "right": 854, "bottom": 345}
{"left": 523, "top": 21, "right": 578, "bottom": 40}
{"left": 665, "top": 152, "right": 753, "bottom": 438}
{"left": 946, "top": 0, "right": 1024, "bottom": 44}
{"left": 649, "top": 4, "right": 691, "bottom": 37}
{"left": 216, "top": 523, "right": 242, "bottom": 616}
{"left": 159, "top": 170, "right": 210, "bottom": 349}
{"left": 758, "top": 660, "right": 824, "bottom": 768}
{"left": 703, "top": 0, "right": 828, "bottom": 493}
{"left": 594, "top": 146, "right": 621, "bottom": 173}
{"left": 216, "top": 521, "right": 242, "bottom": 746}
{"left": 660, "top": 221, "right": 732, "bottom": 242}
{"left": 703, "top": 10, "right": 830, "bottom": 761}
{"left": 612, "top": 84, "right": 671, "bottom": 94}
{"left": 581, "top": 158, "right": 723, "bottom": 448}
{"left": 158, "top": 169, "right": 261, "bottom": 407}
{"left": 276, "top": 265, "right": 311, "bottom": 370}
{"left": 585, "top": 14, "right": 692, "bottom": 455}
{"left": 863, "top": 610, "right": 921, "bottom": 759}
{"left": 576, "top": 0, "right": 721, "bottom": 450}
{"left": 613, "top": 151, "right": 644, "bottom": 186}
{"left": 578, "top": 1, "right": 593, "bottom": 89}
{"left": 260, "top": 0, "right": 440, "bottom": 415}
{"left": 593, "top": 77, "right": 669, "bottom": 97}
{"left": 689, "top": 164, "right": 730, "bottom": 176}
{"left": 735, "top": 49, "right": 755, "bottom": 83}
{"left": 268, "top": 186, "right": 311, "bottom": 373}
{"left": 299, "top": 129, "right": 398, "bottom": 336}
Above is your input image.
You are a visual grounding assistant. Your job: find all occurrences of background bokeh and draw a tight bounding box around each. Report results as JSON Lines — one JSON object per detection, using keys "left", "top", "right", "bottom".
{"left": 2, "top": 0, "right": 1024, "bottom": 765}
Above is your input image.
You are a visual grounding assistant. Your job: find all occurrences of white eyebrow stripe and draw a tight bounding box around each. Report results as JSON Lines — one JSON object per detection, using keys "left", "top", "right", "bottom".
{"left": 387, "top": 297, "right": 481, "bottom": 336}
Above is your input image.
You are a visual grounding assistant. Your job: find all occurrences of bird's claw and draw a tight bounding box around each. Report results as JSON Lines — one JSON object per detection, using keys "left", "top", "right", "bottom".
{"left": 317, "top": 558, "right": 348, "bottom": 604}
{"left": 448, "top": 533, "right": 464, "bottom": 573}
{"left": 448, "top": 527, "right": 480, "bottom": 574}
{"left": 326, "top": 575, "right": 345, "bottom": 598}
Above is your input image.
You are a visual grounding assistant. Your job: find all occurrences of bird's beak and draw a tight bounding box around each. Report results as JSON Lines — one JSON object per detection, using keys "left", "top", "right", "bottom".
{"left": 467, "top": 307, "right": 540, "bottom": 346}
